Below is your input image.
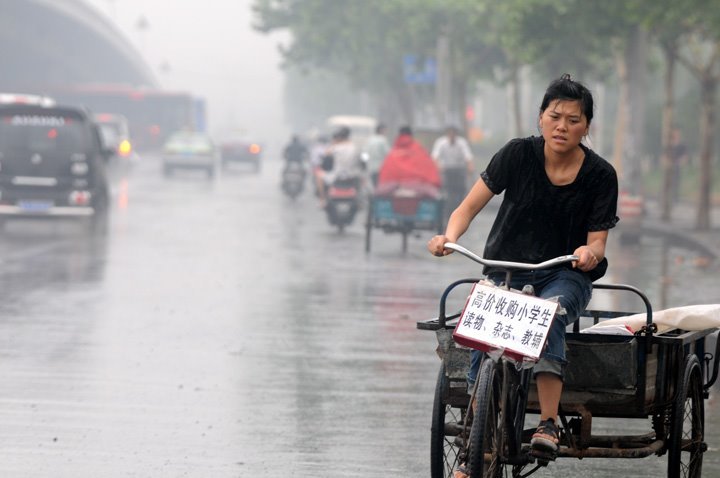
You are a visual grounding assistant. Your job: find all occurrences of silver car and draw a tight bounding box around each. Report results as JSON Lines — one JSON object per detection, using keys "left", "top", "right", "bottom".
{"left": 162, "top": 131, "right": 218, "bottom": 179}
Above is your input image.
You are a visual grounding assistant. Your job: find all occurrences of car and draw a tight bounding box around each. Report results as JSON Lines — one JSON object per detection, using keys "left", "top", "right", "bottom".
{"left": 0, "top": 102, "right": 111, "bottom": 229}
{"left": 94, "top": 113, "right": 136, "bottom": 163}
{"left": 162, "top": 131, "right": 218, "bottom": 179}
{"left": 219, "top": 131, "right": 263, "bottom": 172}
{"left": 0, "top": 92, "right": 57, "bottom": 107}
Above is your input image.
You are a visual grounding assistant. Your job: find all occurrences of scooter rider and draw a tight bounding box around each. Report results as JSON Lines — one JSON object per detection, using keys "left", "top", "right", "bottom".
{"left": 315, "top": 126, "right": 362, "bottom": 208}
{"left": 283, "top": 135, "right": 308, "bottom": 169}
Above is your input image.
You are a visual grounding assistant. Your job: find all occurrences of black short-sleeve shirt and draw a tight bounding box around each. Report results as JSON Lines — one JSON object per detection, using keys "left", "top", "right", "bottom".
{"left": 480, "top": 136, "right": 619, "bottom": 281}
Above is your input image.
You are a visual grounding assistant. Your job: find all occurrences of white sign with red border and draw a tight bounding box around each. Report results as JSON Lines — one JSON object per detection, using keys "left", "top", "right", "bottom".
{"left": 453, "top": 282, "right": 559, "bottom": 361}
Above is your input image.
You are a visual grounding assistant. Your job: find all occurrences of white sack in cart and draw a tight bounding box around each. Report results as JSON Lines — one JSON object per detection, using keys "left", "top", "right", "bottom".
{"left": 581, "top": 304, "right": 720, "bottom": 335}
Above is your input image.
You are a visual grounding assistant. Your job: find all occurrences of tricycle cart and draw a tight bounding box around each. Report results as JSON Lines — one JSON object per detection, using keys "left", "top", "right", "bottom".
{"left": 418, "top": 243, "right": 719, "bottom": 478}
{"left": 365, "top": 182, "right": 444, "bottom": 253}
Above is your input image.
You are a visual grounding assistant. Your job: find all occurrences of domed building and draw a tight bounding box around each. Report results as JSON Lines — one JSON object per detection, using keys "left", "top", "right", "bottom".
{"left": 0, "top": 0, "right": 157, "bottom": 91}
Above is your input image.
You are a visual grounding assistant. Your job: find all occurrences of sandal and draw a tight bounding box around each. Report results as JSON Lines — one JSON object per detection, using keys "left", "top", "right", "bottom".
{"left": 531, "top": 418, "right": 560, "bottom": 452}
{"left": 453, "top": 463, "right": 469, "bottom": 478}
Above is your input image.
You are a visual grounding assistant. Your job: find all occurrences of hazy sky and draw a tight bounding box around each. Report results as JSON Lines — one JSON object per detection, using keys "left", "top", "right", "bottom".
{"left": 85, "top": 0, "right": 288, "bottom": 145}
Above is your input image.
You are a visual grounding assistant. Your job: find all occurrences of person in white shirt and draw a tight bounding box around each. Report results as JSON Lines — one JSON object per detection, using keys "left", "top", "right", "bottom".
{"left": 431, "top": 125, "right": 474, "bottom": 222}
{"left": 315, "top": 126, "right": 362, "bottom": 207}
{"left": 362, "top": 123, "right": 390, "bottom": 187}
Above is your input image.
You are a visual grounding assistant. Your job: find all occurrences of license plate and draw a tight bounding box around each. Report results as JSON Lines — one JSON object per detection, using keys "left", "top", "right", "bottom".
{"left": 335, "top": 202, "right": 351, "bottom": 213}
{"left": 18, "top": 200, "right": 53, "bottom": 212}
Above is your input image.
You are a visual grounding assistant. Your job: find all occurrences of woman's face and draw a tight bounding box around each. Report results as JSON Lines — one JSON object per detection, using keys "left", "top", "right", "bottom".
{"left": 539, "top": 99, "right": 589, "bottom": 155}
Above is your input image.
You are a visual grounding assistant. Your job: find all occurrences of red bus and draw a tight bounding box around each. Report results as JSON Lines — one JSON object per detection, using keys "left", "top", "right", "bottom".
{"left": 46, "top": 84, "right": 206, "bottom": 151}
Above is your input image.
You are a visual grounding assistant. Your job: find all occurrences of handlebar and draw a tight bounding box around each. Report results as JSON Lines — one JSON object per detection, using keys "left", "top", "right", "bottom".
{"left": 434, "top": 244, "right": 657, "bottom": 354}
{"left": 443, "top": 242, "right": 578, "bottom": 271}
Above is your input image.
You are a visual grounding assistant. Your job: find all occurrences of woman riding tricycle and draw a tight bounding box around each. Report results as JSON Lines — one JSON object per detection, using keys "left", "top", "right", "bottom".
{"left": 424, "top": 74, "right": 715, "bottom": 478}
{"left": 428, "top": 74, "right": 617, "bottom": 471}
{"left": 427, "top": 74, "right": 618, "bottom": 477}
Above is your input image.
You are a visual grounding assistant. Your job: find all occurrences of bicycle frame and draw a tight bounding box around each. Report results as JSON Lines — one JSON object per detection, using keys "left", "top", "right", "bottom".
{"left": 487, "top": 357, "right": 535, "bottom": 467}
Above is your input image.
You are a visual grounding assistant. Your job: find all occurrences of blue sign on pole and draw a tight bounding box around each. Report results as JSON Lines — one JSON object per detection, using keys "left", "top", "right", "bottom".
{"left": 403, "top": 55, "right": 437, "bottom": 85}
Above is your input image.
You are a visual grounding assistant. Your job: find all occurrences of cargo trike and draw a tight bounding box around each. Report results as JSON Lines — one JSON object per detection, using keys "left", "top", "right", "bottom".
{"left": 417, "top": 243, "right": 719, "bottom": 478}
{"left": 365, "top": 182, "right": 444, "bottom": 253}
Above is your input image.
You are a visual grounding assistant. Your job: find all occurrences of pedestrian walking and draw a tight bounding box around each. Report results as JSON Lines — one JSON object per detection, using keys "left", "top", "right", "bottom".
{"left": 362, "top": 123, "right": 390, "bottom": 187}
{"left": 431, "top": 125, "right": 474, "bottom": 222}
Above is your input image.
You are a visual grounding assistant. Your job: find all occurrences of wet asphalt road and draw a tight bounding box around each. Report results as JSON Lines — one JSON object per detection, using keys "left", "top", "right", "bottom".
{"left": 0, "top": 151, "right": 719, "bottom": 477}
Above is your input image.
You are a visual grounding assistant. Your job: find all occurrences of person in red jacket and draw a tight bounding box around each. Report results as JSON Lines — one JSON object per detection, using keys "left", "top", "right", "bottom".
{"left": 376, "top": 126, "right": 441, "bottom": 194}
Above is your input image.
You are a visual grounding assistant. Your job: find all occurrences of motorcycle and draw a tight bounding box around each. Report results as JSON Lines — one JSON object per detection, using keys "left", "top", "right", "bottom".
{"left": 281, "top": 161, "right": 306, "bottom": 200}
{"left": 325, "top": 173, "right": 361, "bottom": 233}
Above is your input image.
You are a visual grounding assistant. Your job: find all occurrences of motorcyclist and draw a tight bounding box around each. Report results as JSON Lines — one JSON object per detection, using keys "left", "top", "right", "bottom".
{"left": 283, "top": 135, "right": 309, "bottom": 170}
{"left": 315, "top": 126, "right": 363, "bottom": 208}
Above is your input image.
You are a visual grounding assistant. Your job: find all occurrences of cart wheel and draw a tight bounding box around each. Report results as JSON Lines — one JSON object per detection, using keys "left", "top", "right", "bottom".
{"left": 467, "top": 359, "right": 507, "bottom": 477}
{"left": 667, "top": 354, "right": 705, "bottom": 478}
{"left": 430, "top": 363, "right": 465, "bottom": 478}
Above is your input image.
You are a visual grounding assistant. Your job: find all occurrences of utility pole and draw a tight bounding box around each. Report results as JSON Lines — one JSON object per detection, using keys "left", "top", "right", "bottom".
{"left": 435, "top": 30, "right": 451, "bottom": 127}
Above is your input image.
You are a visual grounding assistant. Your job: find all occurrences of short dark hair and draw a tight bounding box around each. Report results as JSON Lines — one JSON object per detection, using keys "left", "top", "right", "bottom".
{"left": 334, "top": 126, "right": 351, "bottom": 140}
{"left": 399, "top": 125, "right": 413, "bottom": 136}
{"left": 539, "top": 74, "right": 594, "bottom": 125}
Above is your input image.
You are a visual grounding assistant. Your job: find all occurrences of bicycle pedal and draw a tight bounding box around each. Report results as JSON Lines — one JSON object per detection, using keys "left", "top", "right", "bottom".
{"left": 529, "top": 447, "right": 557, "bottom": 465}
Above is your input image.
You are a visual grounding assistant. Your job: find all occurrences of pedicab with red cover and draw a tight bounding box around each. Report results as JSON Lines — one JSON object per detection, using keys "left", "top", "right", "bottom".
{"left": 365, "top": 181, "right": 444, "bottom": 253}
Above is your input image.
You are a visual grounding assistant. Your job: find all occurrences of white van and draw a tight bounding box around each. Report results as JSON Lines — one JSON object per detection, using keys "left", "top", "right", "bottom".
{"left": 325, "top": 115, "right": 377, "bottom": 147}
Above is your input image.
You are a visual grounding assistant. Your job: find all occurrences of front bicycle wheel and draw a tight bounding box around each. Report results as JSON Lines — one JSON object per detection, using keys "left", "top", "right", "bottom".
{"left": 431, "top": 363, "right": 465, "bottom": 478}
{"left": 467, "top": 359, "right": 506, "bottom": 478}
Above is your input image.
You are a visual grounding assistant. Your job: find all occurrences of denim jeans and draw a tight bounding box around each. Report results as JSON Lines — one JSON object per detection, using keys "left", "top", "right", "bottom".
{"left": 467, "top": 267, "right": 592, "bottom": 385}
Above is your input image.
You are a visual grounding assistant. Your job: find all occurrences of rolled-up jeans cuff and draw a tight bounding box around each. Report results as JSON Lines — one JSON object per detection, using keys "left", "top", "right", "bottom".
{"left": 533, "top": 357, "right": 565, "bottom": 380}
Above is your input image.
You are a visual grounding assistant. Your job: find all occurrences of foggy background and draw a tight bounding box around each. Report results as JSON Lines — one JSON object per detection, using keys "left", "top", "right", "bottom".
{"left": 0, "top": 2, "right": 719, "bottom": 477}
{"left": 85, "top": 0, "right": 289, "bottom": 149}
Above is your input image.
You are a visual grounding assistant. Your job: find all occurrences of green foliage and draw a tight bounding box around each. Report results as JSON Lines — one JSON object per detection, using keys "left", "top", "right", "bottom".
{"left": 252, "top": 0, "right": 720, "bottom": 134}
{"left": 254, "top": 0, "right": 435, "bottom": 91}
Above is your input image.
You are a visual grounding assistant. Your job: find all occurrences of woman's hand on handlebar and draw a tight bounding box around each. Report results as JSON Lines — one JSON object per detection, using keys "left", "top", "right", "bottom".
{"left": 427, "top": 235, "right": 454, "bottom": 257}
{"left": 572, "top": 245, "right": 599, "bottom": 272}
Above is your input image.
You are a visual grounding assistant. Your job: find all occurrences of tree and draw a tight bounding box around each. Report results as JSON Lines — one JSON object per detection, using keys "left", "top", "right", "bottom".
{"left": 678, "top": 39, "right": 720, "bottom": 229}
{"left": 425, "top": 1, "right": 506, "bottom": 131}
{"left": 494, "top": 0, "right": 647, "bottom": 177}
{"left": 252, "top": 0, "right": 506, "bottom": 131}
{"left": 644, "top": 0, "right": 698, "bottom": 221}
{"left": 253, "top": 0, "right": 441, "bottom": 126}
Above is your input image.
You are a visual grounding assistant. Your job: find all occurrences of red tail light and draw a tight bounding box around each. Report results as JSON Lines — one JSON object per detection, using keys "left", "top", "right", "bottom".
{"left": 68, "top": 190, "right": 92, "bottom": 206}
